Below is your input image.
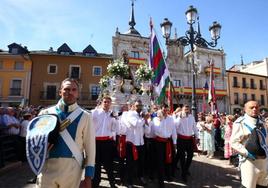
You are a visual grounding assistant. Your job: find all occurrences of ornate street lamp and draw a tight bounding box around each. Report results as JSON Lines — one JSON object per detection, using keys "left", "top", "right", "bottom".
{"left": 161, "top": 5, "right": 221, "bottom": 121}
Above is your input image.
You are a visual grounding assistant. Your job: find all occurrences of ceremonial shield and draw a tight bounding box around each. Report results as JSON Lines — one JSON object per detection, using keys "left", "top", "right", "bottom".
{"left": 26, "top": 115, "right": 58, "bottom": 175}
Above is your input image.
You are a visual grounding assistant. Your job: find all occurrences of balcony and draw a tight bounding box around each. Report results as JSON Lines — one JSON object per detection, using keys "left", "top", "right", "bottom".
{"left": 232, "top": 83, "right": 240, "bottom": 88}
{"left": 250, "top": 84, "right": 257, "bottom": 89}
{"left": 204, "top": 66, "right": 221, "bottom": 75}
{"left": 242, "top": 83, "right": 248, "bottom": 89}
{"left": 39, "top": 91, "right": 97, "bottom": 107}
{"left": 128, "top": 57, "right": 146, "bottom": 66}
{"left": 9, "top": 88, "right": 21, "bottom": 96}
{"left": 260, "top": 86, "right": 266, "bottom": 90}
{"left": 40, "top": 91, "right": 60, "bottom": 101}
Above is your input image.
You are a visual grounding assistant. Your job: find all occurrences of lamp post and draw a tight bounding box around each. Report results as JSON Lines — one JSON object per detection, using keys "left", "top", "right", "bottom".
{"left": 160, "top": 5, "right": 221, "bottom": 121}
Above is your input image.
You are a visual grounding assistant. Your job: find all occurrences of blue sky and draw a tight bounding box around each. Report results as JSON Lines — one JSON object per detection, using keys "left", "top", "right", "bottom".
{"left": 1, "top": 0, "right": 268, "bottom": 69}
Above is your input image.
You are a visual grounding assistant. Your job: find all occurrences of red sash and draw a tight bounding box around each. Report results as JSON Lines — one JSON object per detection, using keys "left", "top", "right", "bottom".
{"left": 177, "top": 134, "right": 193, "bottom": 140}
{"left": 96, "top": 136, "right": 113, "bottom": 141}
{"left": 178, "top": 134, "right": 199, "bottom": 152}
{"left": 117, "top": 135, "right": 126, "bottom": 158}
{"left": 155, "top": 136, "right": 172, "bottom": 164}
{"left": 127, "top": 141, "right": 138, "bottom": 161}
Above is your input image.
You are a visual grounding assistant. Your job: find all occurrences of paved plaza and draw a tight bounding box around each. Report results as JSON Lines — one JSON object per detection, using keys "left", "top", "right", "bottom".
{"left": 0, "top": 153, "right": 240, "bottom": 188}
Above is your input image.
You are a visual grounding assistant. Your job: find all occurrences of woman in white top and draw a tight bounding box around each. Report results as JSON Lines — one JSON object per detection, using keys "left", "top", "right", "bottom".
{"left": 203, "top": 115, "right": 215, "bottom": 158}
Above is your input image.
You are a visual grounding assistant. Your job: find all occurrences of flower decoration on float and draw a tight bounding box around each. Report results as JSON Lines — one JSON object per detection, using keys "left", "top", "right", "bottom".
{"left": 107, "top": 58, "right": 130, "bottom": 79}
{"left": 135, "top": 64, "right": 153, "bottom": 81}
{"left": 99, "top": 75, "right": 110, "bottom": 89}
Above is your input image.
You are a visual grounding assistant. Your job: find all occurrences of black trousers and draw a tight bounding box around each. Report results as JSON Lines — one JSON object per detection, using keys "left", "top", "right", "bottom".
{"left": 115, "top": 135, "right": 126, "bottom": 183}
{"left": 214, "top": 127, "right": 222, "bottom": 150}
{"left": 144, "top": 137, "right": 155, "bottom": 179}
{"left": 126, "top": 143, "right": 145, "bottom": 185}
{"left": 93, "top": 140, "right": 115, "bottom": 187}
{"left": 155, "top": 141, "right": 173, "bottom": 186}
{"left": 176, "top": 137, "right": 193, "bottom": 177}
{"left": 19, "top": 136, "right": 27, "bottom": 162}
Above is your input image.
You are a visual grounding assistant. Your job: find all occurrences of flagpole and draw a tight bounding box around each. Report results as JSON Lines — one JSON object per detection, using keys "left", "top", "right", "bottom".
{"left": 170, "top": 81, "right": 180, "bottom": 109}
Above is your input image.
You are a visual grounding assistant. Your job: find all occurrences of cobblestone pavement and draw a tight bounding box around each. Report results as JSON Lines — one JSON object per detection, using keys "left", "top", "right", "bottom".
{"left": 0, "top": 154, "right": 240, "bottom": 188}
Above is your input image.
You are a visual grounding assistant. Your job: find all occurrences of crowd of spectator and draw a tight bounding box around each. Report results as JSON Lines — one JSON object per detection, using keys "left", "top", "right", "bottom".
{"left": 0, "top": 105, "right": 44, "bottom": 162}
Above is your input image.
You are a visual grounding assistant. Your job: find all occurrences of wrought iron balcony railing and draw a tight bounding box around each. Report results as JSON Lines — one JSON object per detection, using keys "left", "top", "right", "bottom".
{"left": 9, "top": 88, "right": 21, "bottom": 96}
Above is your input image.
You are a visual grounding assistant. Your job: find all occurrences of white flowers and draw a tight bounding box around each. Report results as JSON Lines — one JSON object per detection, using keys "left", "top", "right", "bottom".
{"left": 135, "top": 64, "right": 153, "bottom": 81}
{"left": 99, "top": 75, "right": 110, "bottom": 89}
{"left": 107, "top": 59, "right": 129, "bottom": 78}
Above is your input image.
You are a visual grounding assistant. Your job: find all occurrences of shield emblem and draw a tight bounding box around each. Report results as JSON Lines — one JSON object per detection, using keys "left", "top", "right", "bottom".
{"left": 26, "top": 115, "right": 58, "bottom": 175}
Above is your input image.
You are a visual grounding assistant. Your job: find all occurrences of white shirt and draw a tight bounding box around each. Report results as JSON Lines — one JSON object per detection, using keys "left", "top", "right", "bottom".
{"left": 20, "top": 120, "right": 29, "bottom": 137}
{"left": 175, "top": 114, "right": 198, "bottom": 138}
{"left": 3, "top": 114, "right": 20, "bottom": 135}
{"left": 144, "top": 118, "right": 154, "bottom": 138}
{"left": 124, "top": 110, "right": 150, "bottom": 146}
{"left": 91, "top": 108, "right": 118, "bottom": 137}
{"left": 116, "top": 111, "right": 128, "bottom": 135}
{"left": 151, "top": 116, "right": 177, "bottom": 144}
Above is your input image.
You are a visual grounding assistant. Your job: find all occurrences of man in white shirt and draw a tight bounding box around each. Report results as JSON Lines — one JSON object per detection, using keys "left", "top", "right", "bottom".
{"left": 2, "top": 107, "right": 21, "bottom": 161}
{"left": 2, "top": 107, "right": 20, "bottom": 135}
{"left": 92, "top": 95, "right": 118, "bottom": 188}
{"left": 123, "top": 100, "right": 150, "bottom": 188}
{"left": 150, "top": 104, "right": 177, "bottom": 188}
{"left": 116, "top": 104, "right": 129, "bottom": 184}
{"left": 175, "top": 104, "right": 199, "bottom": 182}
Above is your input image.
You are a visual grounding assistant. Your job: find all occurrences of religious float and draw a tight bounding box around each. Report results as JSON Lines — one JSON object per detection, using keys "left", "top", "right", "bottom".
{"left": 99, "top": 58, "right": 153, "bottom": 114}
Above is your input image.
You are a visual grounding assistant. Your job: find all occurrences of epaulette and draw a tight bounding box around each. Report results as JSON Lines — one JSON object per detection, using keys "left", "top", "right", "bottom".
{"left": 234, "top": 116, "right": 245, "bottom": 124}
{"left": 80, "top": 107, "right": 92, "bottom": 114}
{"left": 38, "top": 105, "right": 56, "bottom": 114}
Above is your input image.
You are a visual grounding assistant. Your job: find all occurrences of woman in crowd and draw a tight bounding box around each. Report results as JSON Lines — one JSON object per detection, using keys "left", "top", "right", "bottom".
{"left": 196, "top": 113, "right": 206, "bottom": 153}
{"left": 204, "top": 115, "right": 215, "bottom": 158}
{"left": 224, "top": 115, "right": 234, "bottom": 161}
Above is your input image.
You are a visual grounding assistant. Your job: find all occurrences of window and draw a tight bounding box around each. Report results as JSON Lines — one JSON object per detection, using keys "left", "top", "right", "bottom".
{"left": 69, "top": 65, "right": 80, "bottom": 79}
{"left": 261, "top": 95, "right": 265, "bottom": 106}
{"left": 260, "top": 80, "right": 265, "bottom": 90}
{"left": 11, "top": 48, "right": 18, "bottom": 54}
{"left": 93, "top": 66, "right": 102, "bottom": 76}
{"left": 130, "top": 51, "right": 140, "bottom": 58}
{"left": 242, "top": 78, "right": 247, "bottom": 88}
{"left": 46, "top": 85, "right": 57, "bottom": 100}
{"left": 251, "top": 94, "right": 255, "bottom": 101}
{"left": 173, "top": 80, "right": 182, "bottom": 87}
{"left": 14, "top": 61, "right": 24, "bottom": 70}
{"left": 60, "top": 51, "right": 70, "bottom": 55}
{"left": 233, "top": 77, "right": 238, "bottom": 87}
{"left": 48, "top": 64, "right": 57, "bottom": 74}
{"left": 91, "top": 85, "right": 100, "bottom": 100}
{"left": 234, "top": 93, "right": 239, "bottom": 104}
{"left": 85, "top": 52, "right": 95, "bottom": 57}
{"left": 10, "top": 79, "right": 22, "bottom": 96}
{"left": 250, "top": 79, "right": 255, "bottom": 89}
{"left": 243, "top": 93, "right": 247, "bottom": 104}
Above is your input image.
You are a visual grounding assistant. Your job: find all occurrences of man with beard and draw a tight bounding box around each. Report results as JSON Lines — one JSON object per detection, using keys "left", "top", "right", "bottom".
{"left": 150, "top": 104, "right": 177, "bottom": 188}
{"left": 37, "top": 78, "right": 95, "bottom": 188}
{"left": 123, "top": 100, "right": 150, "bottom": 188}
